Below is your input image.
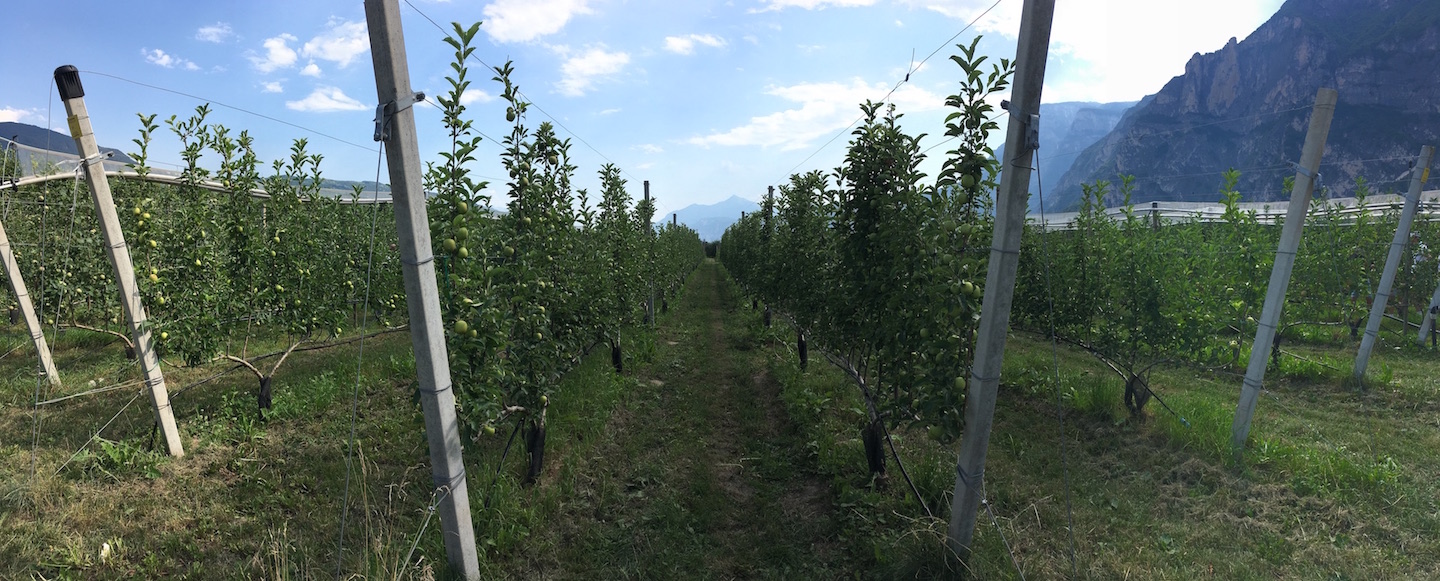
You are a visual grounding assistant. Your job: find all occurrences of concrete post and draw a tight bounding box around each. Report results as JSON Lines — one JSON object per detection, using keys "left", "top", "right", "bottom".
{"left": 54, "top": 66, "right": 184, "bottom": 457}
{"left": 1355, "top": 146, "right": 1433, "bottom": 379}
{"left": 1419, "top": 281, "right": 1440, "bottom": 346}
{"left": 363, "top": 1, "right": 480, "bottom": 578}
{"left": 1230, "top": 88, "right": 1338, "bottom": 459}
{"left": 644, "top": 181, "right": 654, "bottom": 326}
{"left": 0, "top": 217, "right": 59, "bottom": 386}
{"left": 947, "top": 0, "right": 1056, "bottom": 562}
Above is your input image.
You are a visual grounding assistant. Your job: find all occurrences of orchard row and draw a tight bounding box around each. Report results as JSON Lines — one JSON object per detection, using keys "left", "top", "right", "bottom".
{"left": 718, "top": 39, "right": 1012, "bottom": 473}
{"left": 3, "top": 23, "right": 702, "bottom": 476}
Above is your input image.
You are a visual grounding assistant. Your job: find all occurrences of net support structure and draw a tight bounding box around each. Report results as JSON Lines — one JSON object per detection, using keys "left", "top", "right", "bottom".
{"left": 947, "top": 0, "right": 1056, "bottom": 562}
{"left": 1230, "top": 87, "right": 1338, "bottom": 461}
{"left": 1355, "top": 145, "right": 1434, "bottom": 379}
{"left": 0, "top": 216, "right": 60, "bottom": 386}
{"left": 55, "top": 65, "right": 184, "bottom": 458}
{"left": 363, "top": 1, "right": 480, "bottom": 578}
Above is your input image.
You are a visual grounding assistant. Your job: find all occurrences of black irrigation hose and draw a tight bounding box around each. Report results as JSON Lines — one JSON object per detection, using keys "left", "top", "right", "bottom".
{"left": 483, "top": 416, "right": 525, "bottom": 510}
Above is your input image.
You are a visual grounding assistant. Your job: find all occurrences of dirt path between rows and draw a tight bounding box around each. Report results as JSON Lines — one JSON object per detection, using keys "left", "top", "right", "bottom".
{"left": 525, "top": 260, "right": 848, "bottom": 579}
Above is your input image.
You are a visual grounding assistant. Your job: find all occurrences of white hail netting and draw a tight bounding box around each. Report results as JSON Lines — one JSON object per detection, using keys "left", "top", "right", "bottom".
{"left": 0, "top": 136, "right": 132, "bottom": 179}
{"left": 0, "top": 136, "right": 394, "bottom": 204}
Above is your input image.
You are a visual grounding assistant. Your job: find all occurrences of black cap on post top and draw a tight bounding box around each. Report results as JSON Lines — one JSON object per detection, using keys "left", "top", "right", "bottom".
{"left": 54, "top": 65, "right": 84, "bottom": 100}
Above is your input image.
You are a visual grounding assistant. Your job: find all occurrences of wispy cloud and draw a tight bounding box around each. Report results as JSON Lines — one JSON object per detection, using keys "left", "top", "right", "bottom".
{"left": 261, "top": 81, "right": 284, "bottom": 94}
{"left": 0, "top": 107, "right": 35, "bottom": 123}
{"left": 286, "top": 86, "right": 367, "bottom": 112}
{"left": 635, "top": 144, "right": 664, "bottom": 154}
{"left": 483, "top": 0, "right": 592, "bottom": 43}
{"left": 599, "top": 108, "right": 621, "bottom": 115}
{"left": 195, "top": 22, "right": 234, "bottom": 43}
{"left": 688, "top": 78, "right": 942, "bottom": 150}
{"left": 552, "top": 45, "right": 630, "bottom": 97}
{"left": 752, "top": 0, "right": 877, "bottom": 12}
{"left": 664, "top": 34, "right": 726, "bottom": 55}
{"left": 460, "top": 89, "right": 495, "bottom": 105}
{"left": 142, "top": 48, "right": 200, "bottom": 71}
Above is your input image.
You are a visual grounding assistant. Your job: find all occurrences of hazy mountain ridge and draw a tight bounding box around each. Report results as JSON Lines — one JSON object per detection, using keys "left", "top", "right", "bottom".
{"left": 662, "top": 195, "right": 759, "bottom": 241}
{"left": 1049, "top": 0, "right": 1440, "bottom": 211}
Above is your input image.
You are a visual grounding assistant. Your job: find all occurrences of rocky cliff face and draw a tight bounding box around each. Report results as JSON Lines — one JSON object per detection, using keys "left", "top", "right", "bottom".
{"left": 993, "top": 101, "right": 1133, "bottom": 209}
{"left": 1048, "top": 0, "right": 1440, "bottom": 211}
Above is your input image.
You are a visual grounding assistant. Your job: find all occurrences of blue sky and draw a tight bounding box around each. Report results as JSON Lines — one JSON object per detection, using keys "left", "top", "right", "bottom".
{"left": 1, "top": 0, "right": 1283, "bottom": 218}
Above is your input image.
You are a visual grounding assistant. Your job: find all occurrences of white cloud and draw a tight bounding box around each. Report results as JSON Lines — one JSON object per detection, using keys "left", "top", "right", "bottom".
{"left": 688, "top": 78, "right": 943, "bottom": 150}
{"left": 301, "top": 20, "right": 370, "bottom": 68}
{"left": 0, "top": 107, "right": 34, "bottom": 123}
{"left": 890, "top": 0, "right": 1282, "bottom": 103}
{"left": 553, "top": 45, "right": 630, "bottom": 97}
{"left": 599, "top": 108, "right": 621, "bottom": 115}
{"left": 636, "top": 162, "right": 655, "bottom": 170}
{"left": 483, "top": 0, "right": 592, "bottom": 43}
{"left": 300, "top": 61, "right": 322, "bottom": 77}
{"left": 664, "top": 34, "right": 726, "bottom": 55}
{"left": 636, "top": 144, "right": 664, "bottom": 154}
{"left": 195, "top": 22, "right": 234, "bottom": 43}
{"left": 142, "top": 48, "right": 199, "bottom": 71}
{"left": 459, "top": 89, "right": 495, "bottom": 105}
{"left": 754, "top": 0, "right": 878, "bottom": 11}
{"left": 286, "top": 86, "right": 368, "bottom": 112}
{"left": 251, "top": 34, "right": 298, "bottom": 73}
{"left": 261, "top": 81, "right": 284, "bottom": 93}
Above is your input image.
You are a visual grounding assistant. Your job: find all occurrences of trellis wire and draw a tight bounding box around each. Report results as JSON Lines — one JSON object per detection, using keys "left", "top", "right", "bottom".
{"left": 1032, "top": 152, "right": 1079, "bottom": 577}
{"left": 335, "top": 142, "right": 388, "bottom": 574}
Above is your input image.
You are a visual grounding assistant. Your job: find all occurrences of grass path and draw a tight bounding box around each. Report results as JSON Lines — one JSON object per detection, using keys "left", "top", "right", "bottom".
{"left": 512, "top": 259, "right": 850, "bottom": 579}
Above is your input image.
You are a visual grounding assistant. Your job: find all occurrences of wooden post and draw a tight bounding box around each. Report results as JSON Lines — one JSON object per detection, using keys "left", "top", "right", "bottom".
{"left": 1151, "top": 201, "right": 1160, "bottom": 231}
{"left": 54, "top": 66, "right": 183, "bottom": 457}
{"left": 1356, "top": 146, "right": 1433, "bottom": 379}
{"left": 363, "top": 1, "right": 480, "bottom": 578}
{"left": 947, "top": 0, "right": 1055, "bottom": 562}
{"left": 0, "top": 217, "right": 59, "bottom": 386}
{"left": 1230, "top": 87, "right": 1338, "bottom": 459}
{"left": 672, "top": 213, "right": 677, "bottom": 226}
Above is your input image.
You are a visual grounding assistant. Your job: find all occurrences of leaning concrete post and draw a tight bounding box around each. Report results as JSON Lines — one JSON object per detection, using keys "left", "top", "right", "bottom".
{"left": 363, "top": 1, "right": 480, "bottom": 578}
{"left": 1230, "top": 88, "right": 1338, "bottom": 460}
{"left": 1355, "top": 146, "right": 1433, "bottom": 380}
{"left": 55, "top": 65, "right": 183, "bottom": 457}
{"left": 947, "top": 0, "right": 1056, "bottom": 562}
{"left": 0, "top": 217, "right": 59, "bottom": 386}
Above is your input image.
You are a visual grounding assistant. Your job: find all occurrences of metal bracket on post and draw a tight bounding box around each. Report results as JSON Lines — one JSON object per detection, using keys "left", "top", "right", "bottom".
{"left": 1001, "top": 100, "right": 1040, "bottom": 167}
{"left": 372, "top": 91, "right": 425, "bottom": 142}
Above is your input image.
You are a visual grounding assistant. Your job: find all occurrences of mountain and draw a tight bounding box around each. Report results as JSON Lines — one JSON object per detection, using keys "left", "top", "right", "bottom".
{"left": 660, "top": 195, "right": 759, "bottom": 241}
{"left": 0, "top": 122, "right": 134, "bottom": 164}
{"left": 1048, "top": 0, "right": 1440, "bottom": 211}
{"left": 993, "top": 101, "right": 1134, "bottom": 210}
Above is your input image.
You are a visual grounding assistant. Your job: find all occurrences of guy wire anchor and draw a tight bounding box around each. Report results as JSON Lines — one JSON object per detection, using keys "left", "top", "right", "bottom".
{"left": 373, "top": 91, "right": 426, "bottom": 142}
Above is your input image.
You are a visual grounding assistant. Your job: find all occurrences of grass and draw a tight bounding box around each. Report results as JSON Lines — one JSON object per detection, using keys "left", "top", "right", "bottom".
{"left": 4, "top": 261, "right": 1440, "bottom": 578}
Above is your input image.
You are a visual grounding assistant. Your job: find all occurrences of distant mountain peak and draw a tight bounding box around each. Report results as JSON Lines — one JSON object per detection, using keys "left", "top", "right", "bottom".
{"left": 662, "top": 195, "right": 760, "bottom": 242}
{"left": 1048, "top": 0, "right": 1440, "bottom": 211}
